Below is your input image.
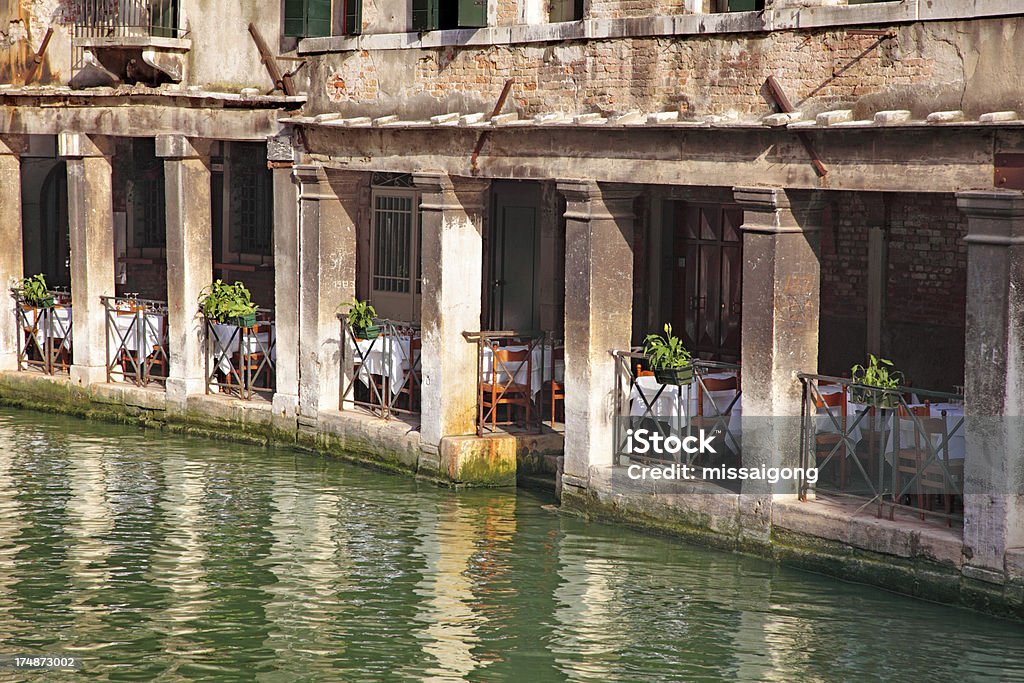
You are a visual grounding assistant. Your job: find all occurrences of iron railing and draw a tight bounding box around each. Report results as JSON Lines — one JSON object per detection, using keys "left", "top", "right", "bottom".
{"left": 798, "top": 373, "right": 965, "bottom": 525}
{"left": 611, "top": 349, "right": 742, "bottom": 467}
{"left": 463, "top": 331, "right": 550, "bottom": 436}
{"left": 204, "top": 309, "right": 276, "bottom": 400}
{"left": 339, "top": 316, "right": 422, "bottom": 419}
{"left": 12, "top": 290, "right": 73, "bottom": 375}
{"left": 71, "top": 0, "right": 185, "bottom": 40}
{"left": 102, "top": 295, "right": 168, "bottom": 387}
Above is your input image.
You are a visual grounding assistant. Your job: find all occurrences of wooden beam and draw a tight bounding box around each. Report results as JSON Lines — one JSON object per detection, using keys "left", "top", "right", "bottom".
{"left": 248, "top": 23, "right": 293, "bottom": 96}
{"left": 765, "top": 75, "right": 827, "bottom": 178}
{"left": 22, "top": 28, "right": 53, "bottom": 86}
{"left": 470, "top": 78, "right": 515, "bottom": 175}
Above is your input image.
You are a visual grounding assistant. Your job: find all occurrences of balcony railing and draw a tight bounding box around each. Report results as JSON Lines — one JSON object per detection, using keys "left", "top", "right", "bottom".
{"left": 12, "top": 290, "right": 73, "bottom": 376}
{"left": 339, "top": 317, "right": 421, "bottom": 419}
{"left": 205, "top": 310, "right": 276, "bottom": 400}
{"left": 71, "top": 0, "right": 185, "bottom": 40}
{"left": 102, "top": 295, "right": 168, "bottom": 387}
{"left": 611, "top": 349, "right": 743, "bottom": 467}
{"left": 798, "top": 374, "right": 965, "bottom": 526}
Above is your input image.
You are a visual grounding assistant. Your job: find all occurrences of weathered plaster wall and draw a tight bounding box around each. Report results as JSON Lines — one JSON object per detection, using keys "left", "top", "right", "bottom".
{"left": 0, "top": 0, "right": 72, "bottom": 85}
{"left": 179, "top": 0, "right": 278, "bottom": 91}
{"left": 302, "top": 17, "right": 1023, "bottom": 122}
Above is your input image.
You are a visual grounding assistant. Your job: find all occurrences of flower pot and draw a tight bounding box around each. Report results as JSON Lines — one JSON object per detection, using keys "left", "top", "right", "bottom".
{"left": 354, "top": 324, "right": 379, "bottom": 340}
{"left": 653, "top": 366, "right": 693, "bottom": 386}
{"left": 228, "top": 312, "right": 258, "bottom": 328}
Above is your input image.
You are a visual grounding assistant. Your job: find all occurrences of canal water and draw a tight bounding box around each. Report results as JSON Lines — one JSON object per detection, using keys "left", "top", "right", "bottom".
{"left": 0, "top": 408, "right": 1021, "bottom": 682}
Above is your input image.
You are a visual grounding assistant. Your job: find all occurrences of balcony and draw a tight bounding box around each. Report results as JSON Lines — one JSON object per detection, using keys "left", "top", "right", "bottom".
{"left": 69, "top": 0, "right": 190, "bottom": 88}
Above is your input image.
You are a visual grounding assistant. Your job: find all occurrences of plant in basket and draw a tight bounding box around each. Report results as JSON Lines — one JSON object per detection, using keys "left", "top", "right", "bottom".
{"left": 344, "top": 298, "right": 378, "bottom": 340}
{"left": 850, "top": 354, "right": 904, "bottom": 408}
{"left": 14, "top": 274, "right": 54, "bottom": 309}
{"left": 198, "top": 280, "right": 258, "bottom": 327}
{"left": 643, "top": 324, "right": 693, "bottom": 386}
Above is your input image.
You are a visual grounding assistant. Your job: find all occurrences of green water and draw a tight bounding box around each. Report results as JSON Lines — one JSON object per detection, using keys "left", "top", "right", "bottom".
{"left": 0, "top": 408, "right": 1020, "bottom": 682}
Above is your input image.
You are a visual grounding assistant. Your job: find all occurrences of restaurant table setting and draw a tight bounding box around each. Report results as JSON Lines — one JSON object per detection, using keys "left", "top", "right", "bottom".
{"left": 210, "top": 322, "right": 276, "bottom": 376}
{"left": 349, "top": 334, "right": 418, "bottom": 396}
{"left": 628, "top": 371, "right": 742, "bottom": 436}
{"left": 479, "top": 343, "right": 565, "bottom": 398}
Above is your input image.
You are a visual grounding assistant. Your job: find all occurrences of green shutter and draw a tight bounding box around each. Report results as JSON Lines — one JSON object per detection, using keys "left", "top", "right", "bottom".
{"left": 284, "top": 0, "right": 305, "bottom": 36}
{"left": 412, "top": 0, "right": 438, "bottom": 31}
{"left": 457, "top": 0, "right": 486, "bottom": 27}
{"left": 306, "top": 0, "right": 331, "bottom": 37}
{"left": 727, "top": 0, "right": 761, "bottom": 9}
{"left": 344, "top": 0, "right": 362, "bottom": 34}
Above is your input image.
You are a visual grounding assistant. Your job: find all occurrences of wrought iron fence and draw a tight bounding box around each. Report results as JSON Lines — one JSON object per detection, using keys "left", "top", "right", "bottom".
{"left": 463, "top": 331, "right": 549, "bottom": 436}
{"left": 339, "top": 316, "right": 422, "bottom": 419}
{"left": 798, "top": 373, "right": 965, "bottom": 525}
{"left": 70, "top": 0, "right": 185, "bottom": 39}
{"left": 611, "top": 349, "right": 743, "bottom": 467}
{"left": 204, "top": 309, "right": 276, "bottom": 400}
{"left": 12, "top": 290, "right": 73, "bottom": 375}
{"left": 102, "top": 295, "right": 168, "bottom": 387}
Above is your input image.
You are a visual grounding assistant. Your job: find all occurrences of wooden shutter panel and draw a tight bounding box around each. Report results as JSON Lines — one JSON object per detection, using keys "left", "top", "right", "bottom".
{"left": 727, "top": 0, "right": 762, "bottom": 9}
{"left": 457, "top": 0, "right": 486, "bottom": 27}
{"left": 343, "top": 0, "right": 362, "bottom": 34}
{"left": 284, "top": 0, "right": 305, "bottom": 36}
{"left": 411, "top": 0, "right": 438, "bottom": 31}
{"left": 306, "top": 0, "right": 332, "bottom": 37}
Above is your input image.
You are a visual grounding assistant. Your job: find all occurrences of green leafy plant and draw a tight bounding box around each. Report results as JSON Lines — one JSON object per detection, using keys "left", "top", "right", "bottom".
{"left": 14, "top": 274, "right": 53, "bottom": 307}
{"left": 851, "top": 354, "right": 903, "bottom": 389}
{"left": 198, "top": 280, "right": 258, "bottom": 323}
{"left": 344, "top": 298, "right": 377, "bottom": 330}
{"left": 643, "top": 323, "right": 692, "bottom": 370}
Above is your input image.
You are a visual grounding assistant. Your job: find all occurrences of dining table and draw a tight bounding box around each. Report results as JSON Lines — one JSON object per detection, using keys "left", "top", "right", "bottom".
{"left": 210, "top": 322, "right": 276, "bottom": 376}
{"left": 349, "top": 334, "right": 419, "bottom": 397}
{"left": 628, "top": 371, "right": 742, "bottom": 437}
{"left": 479, "top": 343, "right": 565, "bottom": 398}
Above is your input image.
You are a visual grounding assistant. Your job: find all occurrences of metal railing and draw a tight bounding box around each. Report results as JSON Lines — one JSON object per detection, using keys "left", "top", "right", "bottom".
{"left": 71, "top": 0, "right": 185, "bottom": 40}
{"left": 463, "top": 330, "right": 548, "bottom": 436}
{"left": 12, "top": 290, "right": 73, "bottom": 375}
{"left": 611, "top": 349, "right": 742, "bottom": 466}
{"left": 204, "top": 309, "right": 276, "bottom": 400}
{"left": 102, "top": 295, "right": 168, "bottom": 387}
{"left": 339, "top": 317, "right": 422, "bottom": 419}
{"left": 798, "top": 373, "right": 965, "bottom": 525}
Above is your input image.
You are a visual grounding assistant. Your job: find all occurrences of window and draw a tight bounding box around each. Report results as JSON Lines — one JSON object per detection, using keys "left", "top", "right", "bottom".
{"left": 412, "top": 0, "right": 487, "bottom": 31}
{"left": 229, "top": 143, "right": 273, "bottom": 256}
{"left": 714, "top": 0, "right": 764, "bottom": 10}
{"left": 549, "top": 0, "right": 583, "bottom": 22}
{"left": 132, "top": 139, "right": 165, "bottom": 249}
{"left": 370, "top": 174, "right": 422, "bottom": 322}
{"left": 284, "top": 0, "right": 332, "bottom": 37}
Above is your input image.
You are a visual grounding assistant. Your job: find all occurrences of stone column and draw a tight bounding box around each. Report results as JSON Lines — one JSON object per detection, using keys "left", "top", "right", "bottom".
{"left": 956, "top": 191, "right": 1024, "bottom": 582}
{"left": 556, "top": 180, "right": 638, "bottom": 493}
{"left": 295, "top": 165, "right": 359, "bottom": 420}
{"left": 734, "top": 187, "right": 823, "bottom": 532}
{"left": 270, "top": 139, "right": 299, "bottom": 426}
{"left": 60, "top": 132, "right": 115, "bottom": 387}
{"left": 0, "top": 136, "right": 27, "bottom": 372}
{"left": 157, "top": 135, "right": 212, "bottom": 407}
{"left": 414, "top": 173, "right": 489, "bottom": 448}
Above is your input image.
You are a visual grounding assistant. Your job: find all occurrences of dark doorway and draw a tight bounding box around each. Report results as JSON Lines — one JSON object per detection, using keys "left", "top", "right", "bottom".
{"left": 488, "top": 182, "right": 541, "bottom": 331}
{"left": 25, "top": 161, "right": 71, "bottom": 288}
{"left": 672, "top": 203, "right": 743, "bottom": 362}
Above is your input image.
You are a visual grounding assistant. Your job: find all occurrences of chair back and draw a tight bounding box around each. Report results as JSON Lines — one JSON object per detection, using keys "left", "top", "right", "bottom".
{"left": 492, "top": 348, "right": 531, "bottom": 389}
{"left": 636, "top": 364, "right": 654, "bottom": 378}
{"left": 697, "top": 373, "right": 739, "bottom": 417}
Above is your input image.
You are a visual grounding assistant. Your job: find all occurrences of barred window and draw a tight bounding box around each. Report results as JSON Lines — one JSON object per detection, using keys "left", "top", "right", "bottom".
{"left": 373, "top": 194, "right": 414, "bottom": 293}
{"left": 132, "top": 138, "right": 165, "bottom": 249}
{"left": 229, "top": 143, "right": 273, "bottom": 256}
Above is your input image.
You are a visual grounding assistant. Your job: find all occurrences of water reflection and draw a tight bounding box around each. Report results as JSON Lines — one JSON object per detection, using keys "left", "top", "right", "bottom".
{"left": 0, "top": 408, "right": 1020, "bottom": 682}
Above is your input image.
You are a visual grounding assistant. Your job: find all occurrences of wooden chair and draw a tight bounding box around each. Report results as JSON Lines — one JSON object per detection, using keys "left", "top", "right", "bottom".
{"left": 541, "top": 346, "right": 565, "bottom": 427}
{"left": 397, "top": 336, "right": 422, "bottom": 412}
{"left": 895, "top": 404, "right": 957, "bottom": 524}
{"left": 696, "top": 374, "right": 740, "bottom": 418}
{"left": 481, "top": 348, "right": 532, "bottom": 429}
{"left": 636, "top": 364, "right": 654, "bottom": 378}
{"left": 813, "top": 389, "right": 849, "bottom": 489}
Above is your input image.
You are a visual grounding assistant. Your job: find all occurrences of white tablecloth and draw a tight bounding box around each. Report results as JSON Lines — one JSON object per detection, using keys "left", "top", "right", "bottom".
{"left": 628, "top": 372, "right": 742, "bottom": 435}
{"left": 210, "top": 323, "right": 276, "bottom": 376}
{"left": 21, "top": 305, "right": 72, "bottom": 345}
{"left": 350, "top": 335, "right": 417, "bottom": 397}
{"left": 107, "top": 310, "right": 165, "bottom": 355}
{"left": 480, "top": 344, "right": 564, "bottom": 396}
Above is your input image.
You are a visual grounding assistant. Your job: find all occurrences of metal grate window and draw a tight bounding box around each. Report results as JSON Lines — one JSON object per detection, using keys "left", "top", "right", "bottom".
{"left": 373, "top": 194, "right": 414, "bottom": 293}
{"left": 230, "top": 143, "right": 273, "bottom": 256}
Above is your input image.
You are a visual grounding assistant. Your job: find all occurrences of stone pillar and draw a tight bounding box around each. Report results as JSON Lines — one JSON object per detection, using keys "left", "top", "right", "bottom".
{"left": 556, "top": 180, "right": 638, "bottom": 492}
{"left": 60, "top": 132, "right": 115, "bottom": 387}
{"left": 157, "top": 135, "right": 212, "bottom": 407}
{"left": 0, "top": 136, "right": 27, "bottom": 372}
{"left": 414, "top": 173, "right": 489, "bottom": 448}
{"left": 270, "top": 139, "right": 299, "bottom": 426}
{"left": 295, "top": 165, "right": 359, "bottom": 420}
{"left": 956, "top": 191, "right": 1024, "bottom": 582}
{"left": 734, "top": 187, "right": 823, "bottom": 531}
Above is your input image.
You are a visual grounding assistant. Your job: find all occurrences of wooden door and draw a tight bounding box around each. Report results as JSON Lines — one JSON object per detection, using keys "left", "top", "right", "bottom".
{"left": 489, "top": 183, "right": 540, "bottom": 331}
{"left": 673, "top": 204, "right": 743, "bottom": 361}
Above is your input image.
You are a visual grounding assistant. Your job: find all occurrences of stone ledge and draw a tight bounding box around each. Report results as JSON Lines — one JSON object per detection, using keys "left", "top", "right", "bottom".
{"left": 298, "top": 0, "right": 1022, "bottom": 54}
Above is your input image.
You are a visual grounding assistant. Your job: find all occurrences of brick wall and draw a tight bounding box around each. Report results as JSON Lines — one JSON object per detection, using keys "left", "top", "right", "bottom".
{"left": 315, "top": 18, "right": 977, "bottom": 120}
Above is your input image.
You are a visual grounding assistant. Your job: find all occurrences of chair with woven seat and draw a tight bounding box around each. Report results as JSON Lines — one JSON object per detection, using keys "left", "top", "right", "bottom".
{"left": 481, "top": 348, "right": 532, "bottom": 430}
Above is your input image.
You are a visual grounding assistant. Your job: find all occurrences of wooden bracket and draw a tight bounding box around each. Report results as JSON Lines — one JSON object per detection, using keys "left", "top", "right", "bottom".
{"left": 248, "top": 23, "right": 294, "bottom": 96}
{"left": 22, "top": 27, "right": 53, "bottom": 86}
{"left": 470, "top": 78, "right": 514, "bottom": 176}
{"left": 764, "top": 75, "right": 827, "bottom": 178}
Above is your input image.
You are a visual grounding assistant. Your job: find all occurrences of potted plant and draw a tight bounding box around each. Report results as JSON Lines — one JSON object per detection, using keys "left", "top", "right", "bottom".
{"left": 850, "top": 354, "right": 904, "bottom": 408}
{"left": 643, "top": 323, "right": 693, "bottom": 385}
{"left": 198, "top": 280, "right": 258, "bottom": 327}
{"left": 14, "top": 274, "right": 54, "bottom": 309}
{"left": 344, "top": 298, "right": 378, "bottom": 340}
